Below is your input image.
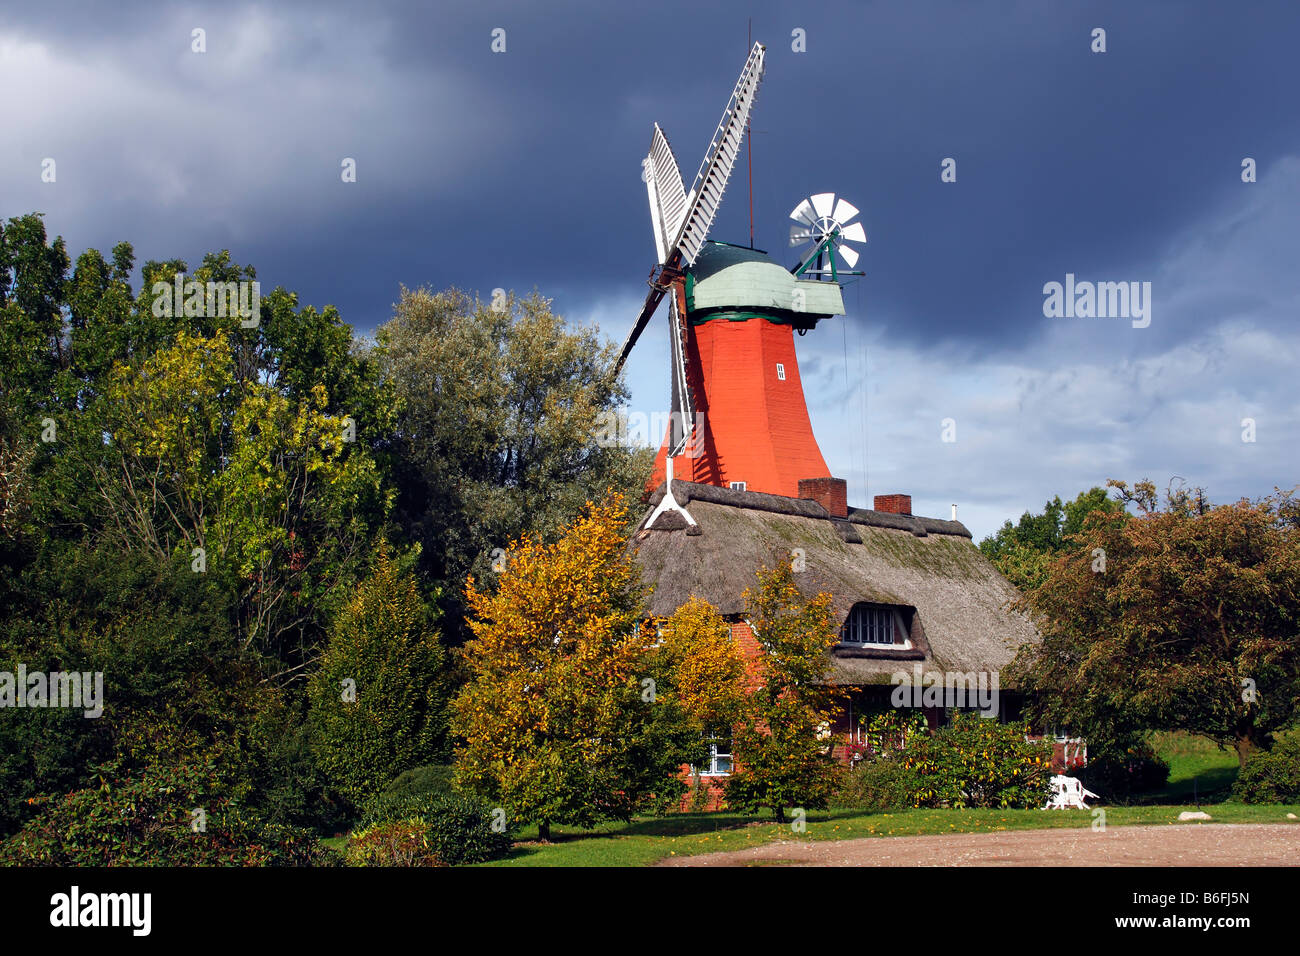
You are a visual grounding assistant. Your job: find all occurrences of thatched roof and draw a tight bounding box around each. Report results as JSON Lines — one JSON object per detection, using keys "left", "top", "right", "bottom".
{"left": 632, "top": 481, "right": 1039, "bottom": 686}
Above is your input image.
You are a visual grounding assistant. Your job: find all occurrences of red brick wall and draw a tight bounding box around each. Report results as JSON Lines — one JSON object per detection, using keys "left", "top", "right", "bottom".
{"left": 798, "top": 477, "right": 848, "bottom": 517}
{"left": 676, "top": 620, "right": 765, "bottom": 811}
{"left": 873, "top": 494, "right": 912, "bottom": 515}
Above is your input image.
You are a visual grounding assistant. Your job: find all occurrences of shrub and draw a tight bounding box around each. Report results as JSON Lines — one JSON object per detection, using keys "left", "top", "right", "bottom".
{"left": 0, "top": 759, "right": 336, "bottom": 866}
{"left": 381, "top": 764, "right": 455, "bottom": 800}
{"left": 1233, "top": 736, "right": 1300, "bottom": 804}
{"left": 906, "top": 713, "right": 1052, "bottom": 809}
{"left": 858, "top": 709, "right": 929, "bottom": 758}
{"left": 345, "top": 821, "right": 442, "bottom": 867}
{"left": 1078, "top": 737, "right": 1170, "bottom": 801}
{"left": 831, "top": 757, "right": 920, "bottom": 811}
{"left": 308, "top": 549, "right": 451, "bottom": 808}
{"left": 361, "top": 764, "right": 454, "bottom": 826}
{"left": 362, "top": 790, "right": 512, "bottom": 865}
{"left": 422, "top": 792, "right": 514, "bottom": 864}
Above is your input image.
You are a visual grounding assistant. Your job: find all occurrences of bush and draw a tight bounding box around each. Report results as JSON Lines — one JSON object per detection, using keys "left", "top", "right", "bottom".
{"left": 1078, "top": 737, "right": 1170, "bottom": 801}
{"left": 1233, "top": 737, "right": 1300, "bottom": 804}
{"left": 345, "top": 821, "right": 442, "bottom": 867}
{"left": 831, "top": 757, "right": 920, "bottom": 811}
{"left": 0, "top": 760, "right": 336, "bottom": 866}
{"left": 906, "top": 713, "right": 1052, "bottom": 809}
{"left": 373, "top": 764, "right": 454, "bottom": 803}
{"left": 308, "top": 549, "right": 451, "bottom": 808}
{"left": 361, "top": 764, "right": 455, "bottom": 825}
{"left": 361, "top": 790, "right": 512, "bottom": 865}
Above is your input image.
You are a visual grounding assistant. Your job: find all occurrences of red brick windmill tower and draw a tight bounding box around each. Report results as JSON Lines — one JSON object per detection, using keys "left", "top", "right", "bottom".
{"left": 613, "top": 43, "right": 867, "bottom": 504}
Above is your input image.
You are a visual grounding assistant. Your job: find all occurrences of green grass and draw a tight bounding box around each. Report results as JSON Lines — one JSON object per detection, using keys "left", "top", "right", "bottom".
{"left": 321, "top": 730, "right": 1298, "bottom": 866}
{"left": 479, "top": 802, "right": 1300, "bottom": 867}
{"left": 1144, "top": 731, "right": 1242, "bottom": 803}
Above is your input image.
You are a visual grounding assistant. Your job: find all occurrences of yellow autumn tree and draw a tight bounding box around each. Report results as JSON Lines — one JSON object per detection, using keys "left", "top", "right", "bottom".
{"left": 651, "top": 597, "right": 746, "bottom": 733}
{"left": 724, "top": 556, "right": 844, "bottom": 821}
{"left": 451, "top": 496, "right": 706, "bottom": 839}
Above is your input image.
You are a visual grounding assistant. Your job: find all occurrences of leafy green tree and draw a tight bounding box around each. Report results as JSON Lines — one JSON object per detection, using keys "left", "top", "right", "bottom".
{"left": 1011, "top": 480, "right": 1300, "bottom": 766}
{"left": 90, "top": 329, "right": 389, "bottom": 659}
{"left": 308, "top": 547, "right": 451, "bottom": 807}
{"left": 979, "top": 487, "right": 1124, "bottom": 592}
{"left": 0, "top": 215, "right": 407, "bottom": 840}
{"left": 0, "top": 543, "right": 280, "bottom": 835}
{"left": 725, "top": 556, "right": 843, "bottom": 821}
{"left": 376, "top": 287, "right": 652, "bottom": 641}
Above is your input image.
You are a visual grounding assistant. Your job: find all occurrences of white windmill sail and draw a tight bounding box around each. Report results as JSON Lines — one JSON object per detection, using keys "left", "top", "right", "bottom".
{"left": 615, "top": 42, "right": 766, "bottom": 375}
{"left": 667, "top": 294, "right": 695, "bottom": 457}
{"left": 645, "top": 124, "right": 688, "bottom": 266}
{"left": 674, "top": 42, "right": 766, "bottom": 266}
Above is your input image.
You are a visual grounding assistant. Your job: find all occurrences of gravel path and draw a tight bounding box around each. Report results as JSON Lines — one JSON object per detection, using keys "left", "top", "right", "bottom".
{"left": 659, "top": 823, "right": 1300, "bottom": 867}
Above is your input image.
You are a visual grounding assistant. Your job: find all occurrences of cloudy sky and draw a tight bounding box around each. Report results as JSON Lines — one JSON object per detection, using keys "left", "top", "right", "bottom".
{"left": 3, "top": 0, "right": 1296, "bottom": 539}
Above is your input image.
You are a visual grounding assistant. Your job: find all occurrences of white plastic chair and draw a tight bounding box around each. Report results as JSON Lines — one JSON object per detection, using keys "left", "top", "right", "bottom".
{"left": 1044, "top": 774, "right": 1100, "bottom": 809}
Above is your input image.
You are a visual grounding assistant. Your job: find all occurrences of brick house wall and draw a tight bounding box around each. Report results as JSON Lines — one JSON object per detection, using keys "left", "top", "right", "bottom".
{"left": 674, "top": 625, "right": 1046, "bottom": 811}
{"left": 676, "top": 620, "right": 763, "bottom": 811}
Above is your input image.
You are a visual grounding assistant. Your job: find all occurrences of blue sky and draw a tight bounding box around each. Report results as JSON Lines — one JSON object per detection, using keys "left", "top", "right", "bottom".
{"left": 2, "top": 0, "right": 1297, "bottom": 539}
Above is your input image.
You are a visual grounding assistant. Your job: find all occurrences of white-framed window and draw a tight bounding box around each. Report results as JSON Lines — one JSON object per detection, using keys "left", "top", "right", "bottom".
{"left": 776, "top": 363, "right": 786, "bottom": 381}
{"left": 729, "top": 481, "right": 746, "bottom": 491}
{"left": 841, "top": 604, "right": 898, "bottom": 646}
{"left": 697, "top": 734, "right": 732, "bottom": 776}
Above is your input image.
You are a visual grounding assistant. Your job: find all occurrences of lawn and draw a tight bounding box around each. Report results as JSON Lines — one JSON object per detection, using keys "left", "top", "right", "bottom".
{"left": 478, "top": 731, "right": 1296, "bottom": 866}
{"left": 1142, "top": 730, "right": 1242, "bottom": 803}
{"left": 320, "top": 730, "right": 1299, "bottom": 866}
{"left": 481, "top": 801, "right": 1300, "bottom": 867}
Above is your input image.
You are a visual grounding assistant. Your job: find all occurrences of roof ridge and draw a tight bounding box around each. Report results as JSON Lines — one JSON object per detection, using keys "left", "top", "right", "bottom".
{"left": 645, "top": 480, "right": 971, "bottom": 539}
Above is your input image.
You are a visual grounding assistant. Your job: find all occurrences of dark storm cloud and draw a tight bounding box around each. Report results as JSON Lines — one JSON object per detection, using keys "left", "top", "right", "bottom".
{"left": 2, "top": 0, "right": 1297, "bottom": 536}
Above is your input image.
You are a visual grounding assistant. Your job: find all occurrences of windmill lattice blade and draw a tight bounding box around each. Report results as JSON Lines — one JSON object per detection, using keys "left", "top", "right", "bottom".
{"left": 645, "top": 124, "right": 688, "bottom": 265}
{"left": 832, "top": 198, "right": 859, "bottom": 224}
{"left": 673, "top": 42, "right": 766, "bottom": 265}
{"left": 614, "top": 282, "right": 668, "bottom": 376}
{"left": 838, "top": 244, "right": 860, "bottom": 268}
{"left": 840, "top": 222, "right": 867, "bottom": 244}
{"left": 810, "top": 192, "right": 836, "bottom": 219}
{"left": 668, "top": 294, "right": 694, "bottom": 456}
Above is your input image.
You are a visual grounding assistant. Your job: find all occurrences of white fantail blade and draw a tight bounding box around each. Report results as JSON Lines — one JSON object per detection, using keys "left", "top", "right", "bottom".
{"left": 832, "top": 197, "right": 859, "bottom": 225}
{"left": 645, "top": 124, "right": 688, "bottom": 265}
{"left": 811, "top": 192, "right": 836, "bottom": 219}
{"left": 838, "top": 244, "right": 860, "bottom": 268}
{"left": 789, "top": 197, "right": 817, "bottom": 226}
{"left": 789, "top": 224, "right": 815, "bottom": 246}
{"left": 673, "top": 42, "right": 766, "bottom": 265}
{"left": 840, "top": 221, "right": 867, "bottom": 244}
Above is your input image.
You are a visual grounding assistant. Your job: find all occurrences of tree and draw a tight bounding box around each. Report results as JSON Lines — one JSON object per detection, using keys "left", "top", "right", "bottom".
{"left": 725, "top": 556, "right": 843, "bottom": 821}
{"left": 1011, "top": 479, "right": 1300, "bottom": 766}
{"left": 376, "top": 287, "right": 652, "bottom": 642}
{"left": 651, "top": 597, "right": 747, "bottom": 734}
{"left": 979, "top": 487, "right": 1124, "bottom": 592}
{"left": 308, "top": 547, "right": 450, "bottom": 807}
{"left": 94, "top": 329, "right": 389, "bottom": 660}
{"left": 451, "top": 497, "right": 695, "bottom": 839}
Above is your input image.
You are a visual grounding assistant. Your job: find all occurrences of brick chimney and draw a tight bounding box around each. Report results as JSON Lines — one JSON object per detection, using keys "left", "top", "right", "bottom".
{"left": 798, "top": 477, "right": 848, "bottom": 518}
{"left": 873, "top": 494, "right": 912, "bottom": 515}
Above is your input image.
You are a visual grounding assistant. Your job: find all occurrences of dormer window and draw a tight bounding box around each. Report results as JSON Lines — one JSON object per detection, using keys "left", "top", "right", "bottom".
{"left": 841, "top": 603, "right": 913, "bottom": 648}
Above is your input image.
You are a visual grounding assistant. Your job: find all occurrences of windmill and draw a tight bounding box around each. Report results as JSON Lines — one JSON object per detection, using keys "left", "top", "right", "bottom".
{"left": 615, "top": 42, "right": 856, "bottom": 502}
